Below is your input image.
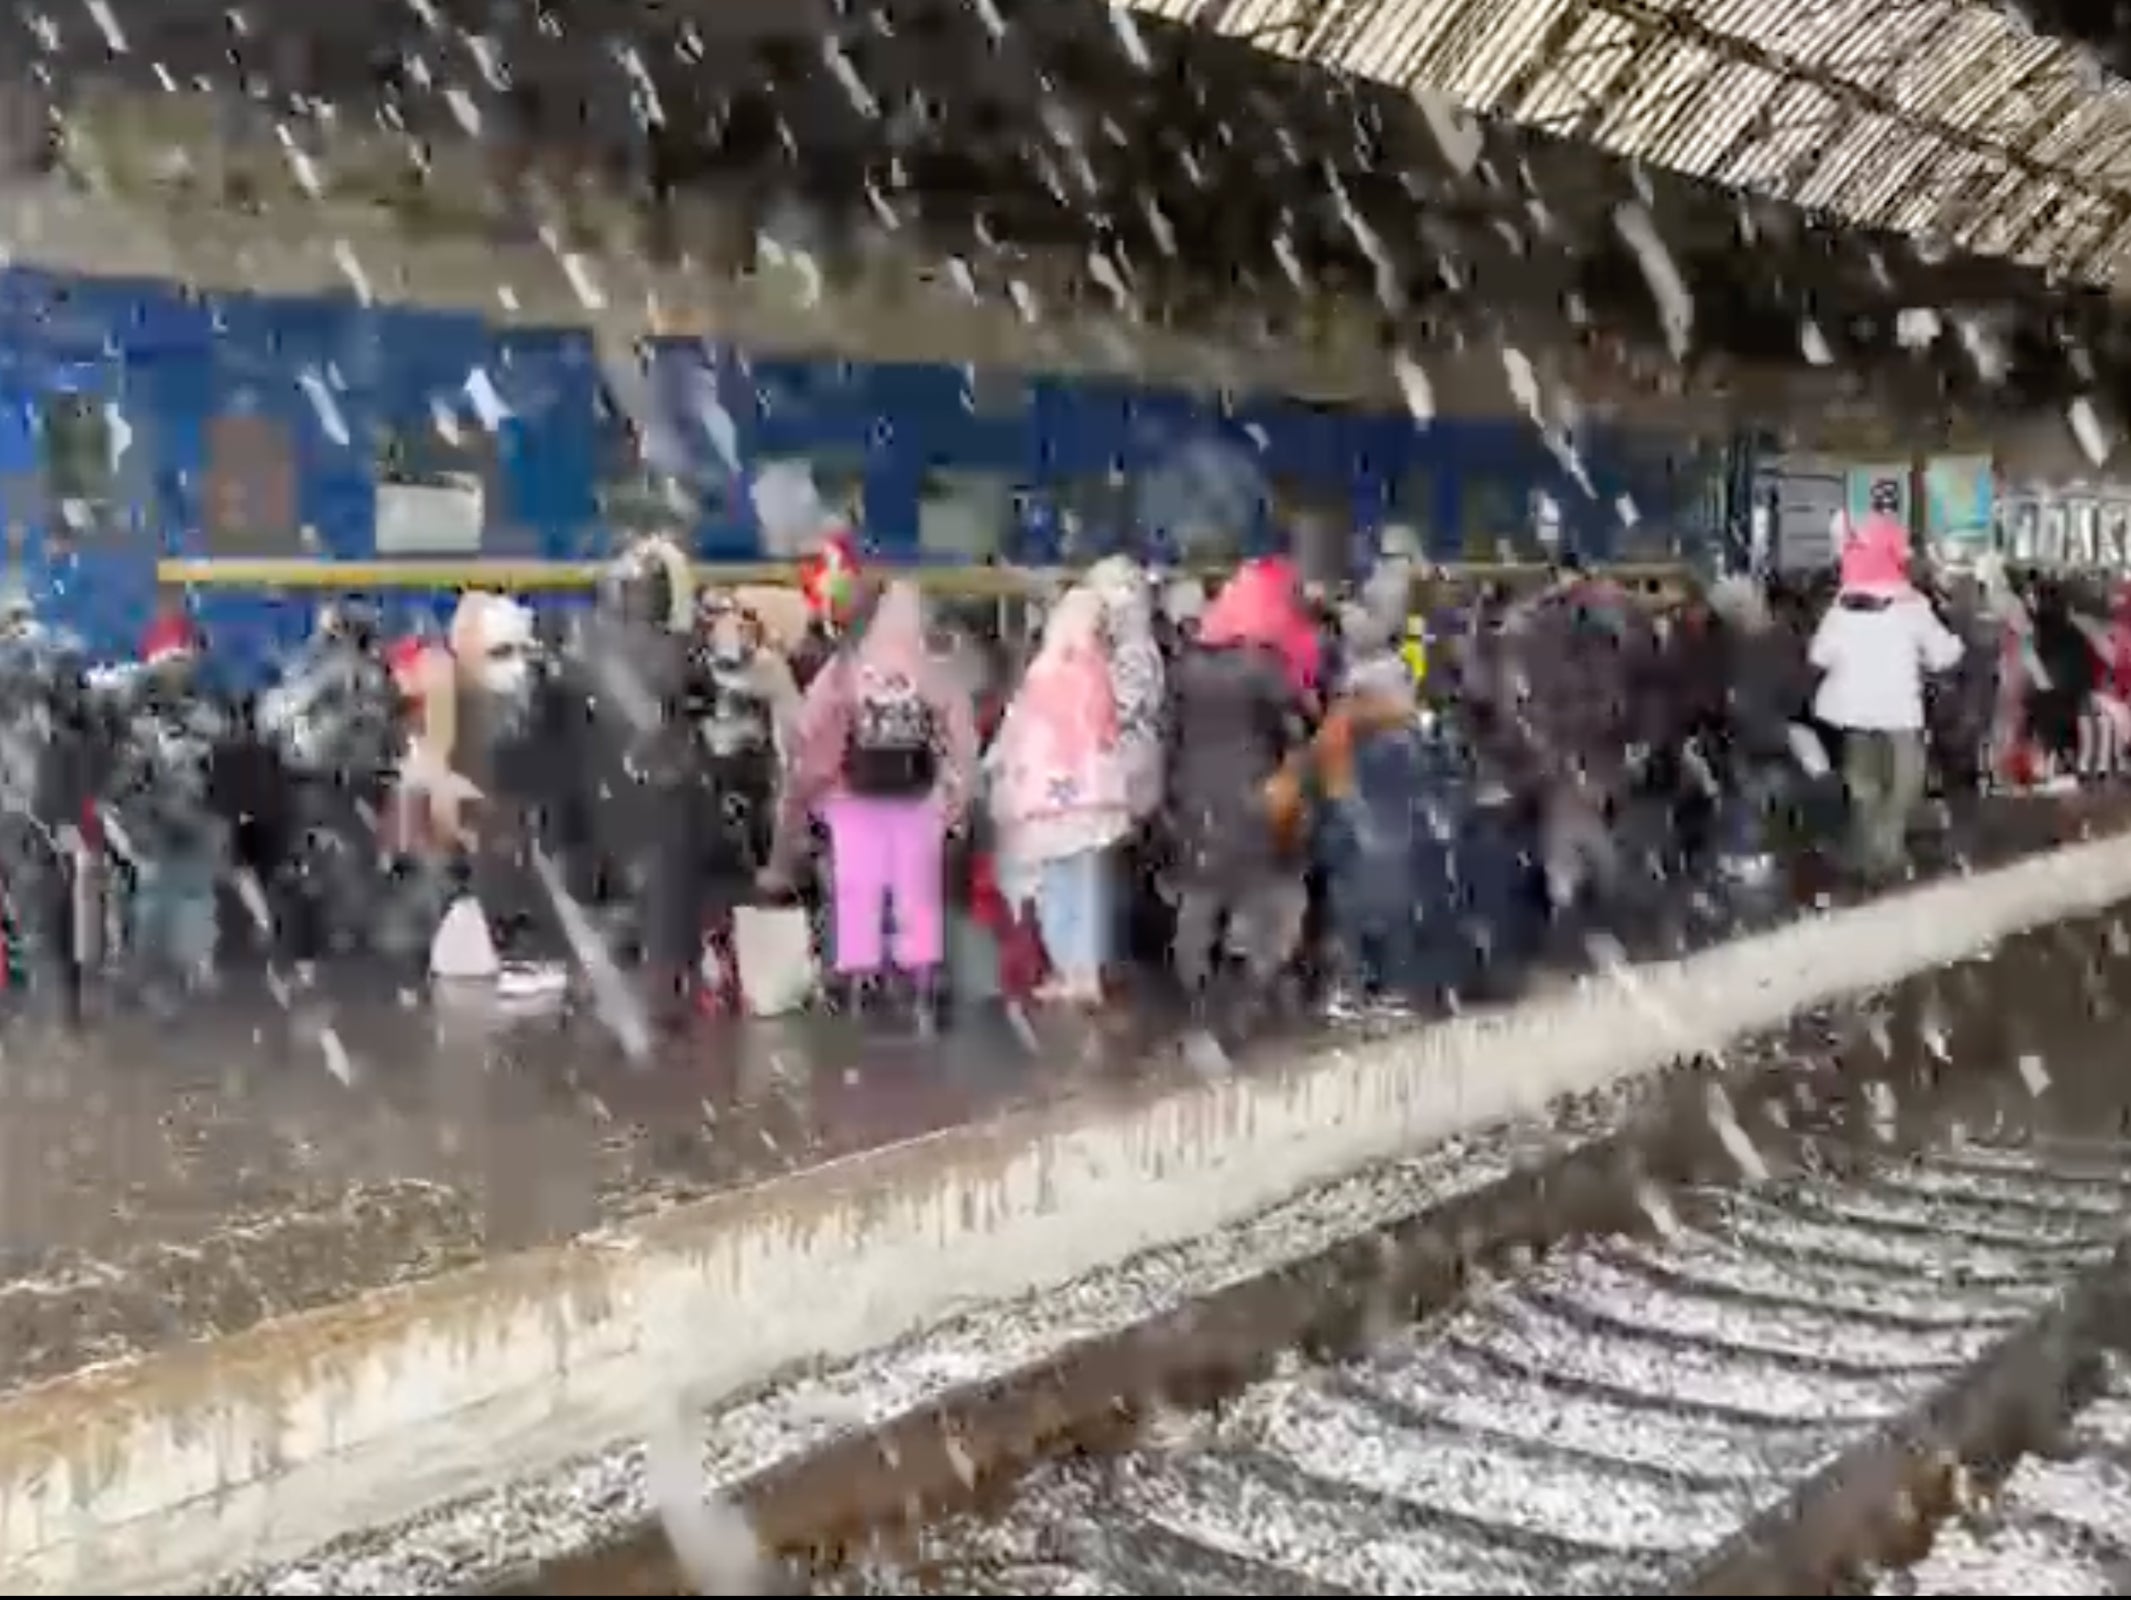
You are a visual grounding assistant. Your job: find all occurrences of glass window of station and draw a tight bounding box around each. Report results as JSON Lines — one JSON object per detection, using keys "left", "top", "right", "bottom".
{"left": 919, "top": 466, "right": 1013, "bottom": 562}
{"left": 41, "top": 394, "right": 116, "bottom": 547}
{"left": 374, "top": 406, "right": 496, "bottom": 557}
{"left": 203, "top": 408, "right": 299, "bottom": 557}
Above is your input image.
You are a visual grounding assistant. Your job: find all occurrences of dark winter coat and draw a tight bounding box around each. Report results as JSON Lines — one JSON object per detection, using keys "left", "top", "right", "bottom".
{"left": 1163, "top": 640, "right": 1308, "bottom": 893}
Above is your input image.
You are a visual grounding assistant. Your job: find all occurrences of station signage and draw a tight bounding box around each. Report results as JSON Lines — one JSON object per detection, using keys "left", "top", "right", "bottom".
{"left": 1923, "top": 456, "right": 1994, "bottom": 553}
{"left": 1845, "top": 462, "right": 1911, "bottom": 530}
{"left": 1998, "top": 485, "right": 2131, "bottom": 572}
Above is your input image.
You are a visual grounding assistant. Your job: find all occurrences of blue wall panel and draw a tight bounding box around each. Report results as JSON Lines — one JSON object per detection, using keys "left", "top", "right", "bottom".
{"left": 0, "top": 264, "right": 1716, "bottom": 673}
{"left": 128, "top": 351, "right": 209, "bottom": 558}
{"left": 490, "top": 327, "right": 600, "bottom": 558}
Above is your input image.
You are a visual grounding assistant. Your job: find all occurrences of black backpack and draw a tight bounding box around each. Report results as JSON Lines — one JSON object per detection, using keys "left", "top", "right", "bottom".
{"left": 697, "top": 658, "right": 773, "bottom": 764}
{"left": 845, "top": 669, "right": 937, "bottom": 798}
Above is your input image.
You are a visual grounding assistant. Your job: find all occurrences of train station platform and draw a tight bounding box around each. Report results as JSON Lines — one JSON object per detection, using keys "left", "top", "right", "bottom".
{"left": 0, "top": 792, "right": 2129, "bottom": 1591}
{"left": 0, "top": 789, "right": 2104, "bottom": 1400}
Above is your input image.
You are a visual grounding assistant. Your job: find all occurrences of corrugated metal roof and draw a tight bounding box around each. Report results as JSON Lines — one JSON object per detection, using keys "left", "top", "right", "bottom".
{"left": 1133, "top": 0, "right": 2131, "bottom": 285}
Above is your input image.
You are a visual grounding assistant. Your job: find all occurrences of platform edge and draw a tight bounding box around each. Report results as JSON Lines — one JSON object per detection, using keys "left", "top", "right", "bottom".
{"left": 3, "top": 835, "right": 2128, "bottom": 1594}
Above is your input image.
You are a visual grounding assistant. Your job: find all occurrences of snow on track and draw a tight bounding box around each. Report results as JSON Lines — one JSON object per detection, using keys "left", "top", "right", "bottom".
{"left": 841, "top": 1146, "right": 2131, "bottom": 1596}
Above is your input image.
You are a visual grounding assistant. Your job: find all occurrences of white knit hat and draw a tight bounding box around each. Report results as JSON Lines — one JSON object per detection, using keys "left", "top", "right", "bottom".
{"left": 1161, "top": 575, "right": 1208, "bottom": 625}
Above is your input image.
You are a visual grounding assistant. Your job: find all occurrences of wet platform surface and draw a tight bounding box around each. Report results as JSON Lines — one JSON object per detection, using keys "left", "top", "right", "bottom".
{"left": 0, "top": 789, "right": 2117, "bottom": 1396}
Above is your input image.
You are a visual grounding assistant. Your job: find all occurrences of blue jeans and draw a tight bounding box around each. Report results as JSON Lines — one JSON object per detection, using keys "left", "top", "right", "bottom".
{"left": 1324, "top": 793, "right": 1532, "bottom": 998}
{"left": 132, "top": 847, "right": 220, "bottom": 981}
{"left": 1321, "top": 801, "right": 1425, "bottom": 994}
{"left": 1007, "top": 848, "right": 1113, "bottom": 978}
{"left": 1456, "top": 799, "right": 1537, "bottom": 985}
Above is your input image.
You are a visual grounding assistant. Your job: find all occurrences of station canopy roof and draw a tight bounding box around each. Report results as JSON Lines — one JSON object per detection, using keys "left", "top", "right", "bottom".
{"left": 1132, "top": 0, "right": 2131, "bottom": 287}
{"left": 23, "top": 0, "right": 2131, "bottom": 412}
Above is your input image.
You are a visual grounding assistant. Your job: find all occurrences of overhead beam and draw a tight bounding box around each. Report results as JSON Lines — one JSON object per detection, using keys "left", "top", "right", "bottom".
{"left": 2073, "top": 206, "right": 2131, "bottom": 283}
{"left": 1287, "top": 0, "right": 1375, "bottom": 64}
{"left": 2005, "top": 74, "right": 2089, "bottom": 161}
{"left": 1585, "top": 0, "right": 2128, "bottom": 228}
{"left": 1705, "top": 82, "right": 1839, "bottom": 193}
{"left": 1781, "top": 96, "right": 1884, "bottom": 212}
{"left": 1567, "top": 15, "right": 1673, "bottom": 144}
{"left": 2069, "top": 123, "right": 2131, "bottom": 188}
{"left": 2008, "top": 191, "right": 2076, "bottom": 263}
{"left": 1496, "top": 0, "right": 1602, "bottom": 114}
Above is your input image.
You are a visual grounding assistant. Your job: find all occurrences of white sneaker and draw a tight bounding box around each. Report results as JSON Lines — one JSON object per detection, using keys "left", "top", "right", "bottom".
{"left": 1321, "top": 986, "right": 1370, "bottom": 1024}
{"left": 1182, "top": 1028, "right": 1231, "bottom": 1076}
{"left": 496, "top": 961, "right": 569, "bottom": 1004}
{"left": 1721, "top": 853, "right": 1777, "bottom": 887}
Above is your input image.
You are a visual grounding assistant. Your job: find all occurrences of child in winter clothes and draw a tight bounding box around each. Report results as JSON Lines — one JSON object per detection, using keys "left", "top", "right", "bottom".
{"left": 688, "top": 591, "right": 800, "bottom": 1010}
{"left": 945, "top": 638, "right": 1041, "bottom": 1008}
{"left": 1809, "top": 511, "right": 1963, "bottom": 879}
{"left": 112, "top": 614, "right": 229, "bottom": 1001}
{"left": 1312, "top": 595, "right": 1487, "bottom": 1011}
{"left": 987, "top": 588, "right": 1130, "bottom": 1005}
{"left": 791, "top": 528, "right": 867, "bottom": 691}
{"left": 2027, "top": 579, "right": 2094, "bottom": 786}
{"left": 1164, "top": 566, "right": 1314, "bottom": 1018}
{"left": 2081, "top": 580, "right": 2131, "bottom": 779}
{"left": 767, "top": 582, "right": 977, "bottom": 1019}
{"left": 1314, "top": 646, "right": 1420, "bottom": 1009}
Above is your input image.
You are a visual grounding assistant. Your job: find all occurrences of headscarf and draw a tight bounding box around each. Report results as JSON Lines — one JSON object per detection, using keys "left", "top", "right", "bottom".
{"left": 800, "top": 528, "right": 863, "bottom": 628}
{"left": 400, "top": 592, "right": 533, "bottom": 843}
{"left": 1024, "top": 591, "right": 1109, "bottom": 740}
{"left": 139, "top": 610, "right": 199, "bottom": 668}
{"left": 0, "top": 583, "right": 36, "bottom": 642}
{"left": 1341, "top": 648, "right": 1419, "bottom": 714}
{"left": 1161, "top": 575, "right": 1208, "bottom": 634}
{"left": 386, "top": 634, "right": 433, "bottom": 702}
{"left": 1838, "top": 511, "right": 1914, "bottom": 597}
{"left": 852, "top": 577, "right": 930, "bottom": 681}
{"left": 445, "top": 592, "right": 537, "bottom": 724}
{"left": 696, "top": 589, "right": 803, "bottom": 763}
{"left": 1197, "top": 556, "right": 1321, "bottom": 696}
{"left": 1341, "top": 556, "right": 1414, "bottom": 657}
{"left": 599, "top": 534, "right": 695, "bottom": 633}
{"left": 1083, "top": 555, "right": 1165, "bottom": 817}
{"left": 1336, "top": 557, "right": 1422, "bottom": 714}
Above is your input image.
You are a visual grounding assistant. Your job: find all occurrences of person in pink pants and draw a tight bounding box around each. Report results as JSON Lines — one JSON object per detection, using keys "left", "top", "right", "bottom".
{"left": 767, "top": 581, "right": 976, "bottom": 1016}
{"left": 819, "top": 792, "right": 946, "bottom": 972}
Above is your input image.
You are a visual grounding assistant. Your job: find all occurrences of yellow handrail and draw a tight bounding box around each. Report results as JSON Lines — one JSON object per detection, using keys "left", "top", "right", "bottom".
{"left": 154, "top": 556, "right": 1693, "bottom": 594}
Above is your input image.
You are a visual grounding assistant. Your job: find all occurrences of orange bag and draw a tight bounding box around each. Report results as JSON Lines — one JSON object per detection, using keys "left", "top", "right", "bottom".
{"left": 1264, "top": 757, "right": 1307, "bottom": 857}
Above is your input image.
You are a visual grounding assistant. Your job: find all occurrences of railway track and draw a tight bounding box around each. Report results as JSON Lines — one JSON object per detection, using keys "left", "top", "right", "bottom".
{"left": 1868, "top": 1143, "right": 2131, "bottom": 1599}
{"left": 1877, "top": 1354, "right": 2131, "bottom": 1595}
{"left": 813, "top": 1139, "right": 2131, "bottom": 1596}
{"left": 479, "top": 1128, "right": 2131, "bottom": 1599}
{"left": 218, "top": 903, "right": 2131, "bottom": 1599}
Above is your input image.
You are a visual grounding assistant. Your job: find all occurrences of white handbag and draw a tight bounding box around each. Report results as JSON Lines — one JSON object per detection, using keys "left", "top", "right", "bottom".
{"left": 729, "top": 904, "right": 818, "bottom": 1017}
{"left": 429, "top": 895, "right": 500, "bottom": 980}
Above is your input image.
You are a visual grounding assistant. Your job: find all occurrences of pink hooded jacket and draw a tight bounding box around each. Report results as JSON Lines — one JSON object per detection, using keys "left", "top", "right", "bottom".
{"left": 987, "top": 588, "right": 1130, "bottom": 868}
{"left": 1198, "top": 557, "right": 1322, "bottom": 698}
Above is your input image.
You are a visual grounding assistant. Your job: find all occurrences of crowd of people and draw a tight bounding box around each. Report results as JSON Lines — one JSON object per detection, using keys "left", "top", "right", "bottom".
{"left": 0, "top": 489, "right": 2117, "bottom": 1046}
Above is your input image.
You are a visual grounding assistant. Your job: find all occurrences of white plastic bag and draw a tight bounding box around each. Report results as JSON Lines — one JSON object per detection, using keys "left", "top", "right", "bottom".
{"left": 730, "top": 904, "right": 817, "bottom": 1017}
{"left": 430, "top": 895, "right": 500, "bottom": 980}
